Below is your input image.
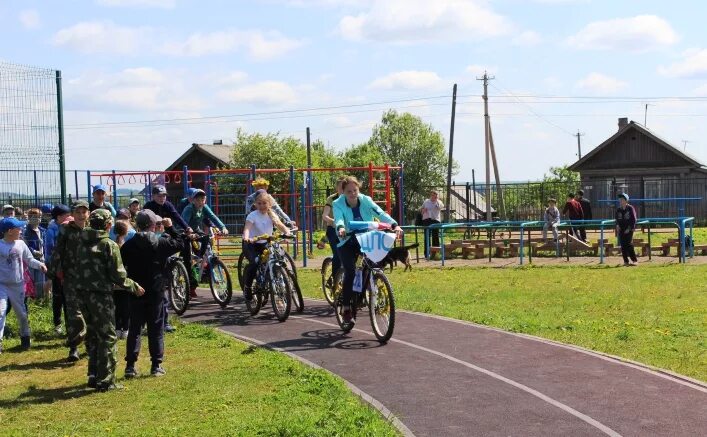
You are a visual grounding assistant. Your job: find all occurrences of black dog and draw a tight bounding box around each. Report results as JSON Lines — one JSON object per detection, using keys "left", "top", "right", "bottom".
{"left": 378, "top": 243, "right": 419, "bottom": 272}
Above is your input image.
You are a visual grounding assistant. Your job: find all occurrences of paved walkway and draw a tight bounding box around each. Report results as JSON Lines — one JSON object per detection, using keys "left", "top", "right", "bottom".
{"left": 181, "top": 292, "right": 707, "bottom": 437}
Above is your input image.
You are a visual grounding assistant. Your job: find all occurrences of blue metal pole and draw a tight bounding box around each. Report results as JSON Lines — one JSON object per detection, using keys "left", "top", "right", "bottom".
{"left": 690, "top": 219, "right": 694, "bottom": 259}
{"left": 147, "top": 171, "right": 152, "bottom": 201}
{"left": 300, "top": 185, "right": 307, "bottom": 267}
{"left": 86, "top": 170, "right": 91, "bottom": 200}
{"left": 600, "top": 224, "right": 605, "bottom": 264}
{"left": 440, "top": 225, "right": 446, "bottom": 267}
{"left": 112, "top": 170, "right": 119, "bottom": 211}
{"left": 33, "top": 170, "right": 39, "bottom": 206}
{"left": 182, "top": 165, "right": 189, "bottom": 196}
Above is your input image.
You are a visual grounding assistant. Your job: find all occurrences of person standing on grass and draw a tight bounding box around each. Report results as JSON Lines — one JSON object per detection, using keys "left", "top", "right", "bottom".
{"left": 89, "top": 184, "right": 117, "bottom": 217}
{"left": 542, "top": 198, "right": 560, "bottom": 242}
{"left": 575, "top": 190, "right": 592, "bottom": 242}
{"left": 616, "top": 193, "right": 638, "bottom": 267}
{"left": 121, "top": 210, "right": 184, "bottom": 378}
{"left": 44, "top": 204, "right": 71, "bottom": 335}
{"left": 74, "top": 209, "right": 144, "bottom": 391}
{"left": 420, "top": 190, "right": 444, "bottom": 256}
{"left": 47, "top": 200, "right": 91, "bottom": 362}
{"left": 562, "top": 193, "right": 584, "bottom": 240}
{"left": 111, "top": 220, "right": 132, "bottom": 340}
{"left": 0, "top": 217, "right": 47, "bottom": 353}
{"left": 23, "top": 208, "right": 46, "bottom": 299}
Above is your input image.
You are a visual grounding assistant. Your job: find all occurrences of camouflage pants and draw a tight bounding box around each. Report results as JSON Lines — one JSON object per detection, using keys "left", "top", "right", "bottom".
{"left": 64, "top": 285, "right": 87, "bottom": 348}
{"left": 78, "top": 291, "right": 117, "bottom": 387}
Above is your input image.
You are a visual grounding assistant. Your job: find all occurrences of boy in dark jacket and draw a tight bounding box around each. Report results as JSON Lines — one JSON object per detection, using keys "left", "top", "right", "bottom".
{"left": 120, "top": 210, "right": 184, "bottom": 377}
{"left": 575, "top": 190, "right": 592, "bottom": 242}
{"left": 615, "top": 193, "right": 638, "bottom": 266}
{"left": 562, "top": 193, "right": 584, "bottom": 240}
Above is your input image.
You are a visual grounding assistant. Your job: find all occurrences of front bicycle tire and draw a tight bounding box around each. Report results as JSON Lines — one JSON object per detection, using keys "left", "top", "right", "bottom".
{"left": 237, "top": 252, "right": 248, "bottom": 290}
{"left": 270, "top": 265, "right": 292, "bottom": 322}
{"left": 283, "top": 251, "right": 298, "bottom": 280}
{"left": 244, "top": 276, "right": 263, "bottom": 316}
{"left": 320, "top": 256, "right": 335, "bottom": 306}
{"left": 368, "top": 271, "right": 396, "bottom": 343}
{"left": 209, "top": 258, "right": 232, "bottom": 308}
{"left": 287, "top": 270, "right": 304, "bottom": 313}
{"left": 168, "top": 260, "right": 190, "bottom": 315}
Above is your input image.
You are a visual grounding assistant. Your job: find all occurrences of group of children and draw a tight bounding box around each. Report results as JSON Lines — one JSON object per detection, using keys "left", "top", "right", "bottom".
{"left": 0, "top": 182, "right": 230, "bottom": 391}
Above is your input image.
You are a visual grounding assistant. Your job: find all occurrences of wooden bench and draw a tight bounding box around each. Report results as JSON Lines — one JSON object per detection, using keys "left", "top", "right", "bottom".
{"left": 461, "top": 244, "right": 486, "bottom": 259}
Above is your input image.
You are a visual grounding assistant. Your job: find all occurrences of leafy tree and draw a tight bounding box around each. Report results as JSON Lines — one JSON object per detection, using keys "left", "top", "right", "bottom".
{"left": 365, "top": 110, "right": 457, "bottom": 221}
{"left": 543, "top": 165, "right": 580, "bottom": 184}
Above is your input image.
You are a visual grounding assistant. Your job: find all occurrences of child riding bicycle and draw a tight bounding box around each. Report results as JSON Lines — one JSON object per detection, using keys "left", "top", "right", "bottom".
{"left": 241, "top": 190, "right": 293, "bottom": 301}
{"left": 333, "top": 176, "right": 402, "bottom": 324}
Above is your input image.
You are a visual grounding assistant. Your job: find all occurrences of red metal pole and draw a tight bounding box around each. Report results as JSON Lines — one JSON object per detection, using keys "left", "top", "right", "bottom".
{"left": 384, "top": 162, "right": 391, "bottom": 214}
{"left": 368, "top": 161, "right": 374, "bottom": 198}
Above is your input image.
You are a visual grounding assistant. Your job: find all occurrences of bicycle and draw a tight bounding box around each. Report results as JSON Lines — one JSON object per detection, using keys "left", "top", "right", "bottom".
{"left": 331, "top": 222, "right": 397, "bottom": 343}
{"left": 243, "top": 233, "right": 297, "bottom": 322}
{"left": 192, "top": 228, "right": 233, "bottom": 309}
{"left": 166, "top": 253, "right": 190, "bottom": 315}
{"left": 238, "top": 233, "right": 303, "bottom": 313}
{"left": 320, "top": 256, "right": 336, "bottom": 306}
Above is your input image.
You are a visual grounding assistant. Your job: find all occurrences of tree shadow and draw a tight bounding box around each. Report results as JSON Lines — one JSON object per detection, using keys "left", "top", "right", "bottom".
{"left": 1, "top": 356, "right": 78, "bottom": 372}
{"left": 0, "top": 383, "right": 94, "bottom": 409}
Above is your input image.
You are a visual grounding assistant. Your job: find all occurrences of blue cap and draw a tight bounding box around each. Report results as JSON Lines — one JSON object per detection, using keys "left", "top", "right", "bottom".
{"left": 0, "top": 217, "right": 27, "bottom": 233}
{"left": 41, "top": 203, "right": 53, "bottom": 214}
{"left": 187, "top": 187, "right": 198, "bottom": 198}
{"left": 93, "top": 184, "right": 108, "bottom": 193}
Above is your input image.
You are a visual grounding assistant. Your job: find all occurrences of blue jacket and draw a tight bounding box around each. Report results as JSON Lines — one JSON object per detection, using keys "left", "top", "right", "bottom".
{"left": 182, "top": 203, "right": 226, "bottom": 232}
{"left": 44, "top": 220, "right": 61, "bottom": 264}
{"left": 23, "top": 226, "right": 46, "bottom": 261}
{"left": 333, "top": 194, "right": 396, "bottom": 247}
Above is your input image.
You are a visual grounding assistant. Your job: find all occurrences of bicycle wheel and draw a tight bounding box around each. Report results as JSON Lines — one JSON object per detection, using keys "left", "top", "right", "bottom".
{"left": 209, "top": 258, "right": 232, "bottom": 308}
{"left": 368, "top": 271, "right": 395, "bottom": 343}
{"left": 237, "top": 251, "right": 249, "bottom": 290}
{"left": 320, "top": 256, "right": 335, "bottom": 306}
{"left": 168, "top": 259, "right": 190, "bottom": 316}
{"left": 287, "top": 270, "right": 305, "bottom": 313}
{"left": 244, "top": 275, "right": 263, "bottom": 316}
{"left": 332, "top": 270, "right": 354, "bottom": 333}
{"left": 283, "top": 251, "right": 298, "bottom": 280}
{"left": 269, "top": 265, "right": 292, "bottom": 322}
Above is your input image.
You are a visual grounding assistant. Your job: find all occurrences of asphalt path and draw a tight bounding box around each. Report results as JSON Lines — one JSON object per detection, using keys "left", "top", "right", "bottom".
{"left": 181, "top": 290, "right": 707, "bottom": 437}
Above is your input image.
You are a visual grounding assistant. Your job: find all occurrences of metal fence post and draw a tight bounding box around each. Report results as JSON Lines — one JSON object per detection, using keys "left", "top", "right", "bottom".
{"left": 112, "top": 170, "right": 118, "bottom": 210}
{"left": 86, "top": 170, "right": 92, "bottom": 200}
{"left": 300, "top": 185, "right": 307, "bottom": 267}
{"left": 182, "top": 165, "right": 189, "bottom": 197}
{"left": 33, "top": 170, "right": 39, "bottom": 206}
{"left": 205, "top": 166, "right": 212, "bottom": 207}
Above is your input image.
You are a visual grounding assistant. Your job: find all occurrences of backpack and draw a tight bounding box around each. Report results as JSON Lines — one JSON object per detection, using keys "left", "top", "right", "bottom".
{"left": 415, "top": 212, "right": 423, "bottom": 226}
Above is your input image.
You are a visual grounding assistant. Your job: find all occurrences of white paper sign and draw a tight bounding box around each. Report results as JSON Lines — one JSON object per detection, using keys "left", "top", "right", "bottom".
{"left": 355, "top": 230, "right": 396, "bottom": 263}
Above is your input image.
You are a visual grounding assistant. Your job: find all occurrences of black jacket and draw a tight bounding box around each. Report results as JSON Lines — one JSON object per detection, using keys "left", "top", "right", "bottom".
{"left": 120, "top": 227, "right": 184, "bottom": 298}
{"left": 578, "top": 198, "right": 592, "bottom": 220}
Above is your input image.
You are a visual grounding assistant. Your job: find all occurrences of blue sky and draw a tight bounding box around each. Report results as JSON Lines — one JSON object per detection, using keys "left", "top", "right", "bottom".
{"left": 2, "top": 0, "right": 707, "bottom": 182}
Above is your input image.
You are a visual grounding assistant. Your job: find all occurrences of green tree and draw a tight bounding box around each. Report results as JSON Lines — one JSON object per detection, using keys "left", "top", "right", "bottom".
{"left": 543, "top": 165, "right": 580, "bottom": 184}
{"left": 365, "top": 110, "right": 456, "bottom": 221}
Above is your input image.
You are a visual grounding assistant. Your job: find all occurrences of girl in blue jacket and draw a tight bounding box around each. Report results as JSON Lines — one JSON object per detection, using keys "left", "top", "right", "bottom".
{"left": 333, "top": 176, "right": 402, "bottom": 324}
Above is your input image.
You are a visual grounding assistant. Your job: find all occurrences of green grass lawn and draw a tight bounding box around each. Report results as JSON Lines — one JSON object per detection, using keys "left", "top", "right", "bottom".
{"left": 297, "top": 264, "right": 707, "bottom": 382}
{"left": 0, "top": 302, "right": 398, "bottom": 436}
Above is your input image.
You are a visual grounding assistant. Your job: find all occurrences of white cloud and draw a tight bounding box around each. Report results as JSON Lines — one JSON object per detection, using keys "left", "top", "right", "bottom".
{"left": 465, "top": 65, "right": 497, "bottom": 76}
{"left": 567, "top": 15, "right": 678, "bottom": 52}
{"left": 338, "top": 0, "right": 512, "bottom": 43}
{"left": 576, "top": 72, "right": 627, "bottom": 94}
{"left": 96, "top": 0, "right": 176, "bottom": 8}
{"left": 53, "top": 21, "right": 151, "bottom": 54}
{"left": 694, "top": 84, "right": 707, "bottom": 96}
{"left": 368, "top": 70, "right": 443, "bottom": 90}
{"left": 658, "top": 49, "right": 707, "bottom": 79}
{"left": 19, "top": 9, "right": 41, "bottom": 30}
{"left": 512, "top": 30, "right": 542, "bottom": 46}
{"left": 161, "top": 29, "right": 304, "bottom": 60}
{"left": 220, "top": 81, "right": 298, "bottom": 105}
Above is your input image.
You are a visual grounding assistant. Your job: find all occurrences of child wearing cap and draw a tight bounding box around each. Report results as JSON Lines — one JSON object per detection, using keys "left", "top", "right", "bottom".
{"left": 615, "top": 193, "right": 638, "bottom": 266}
{"left": 90, "top": 184, "right": 117, "bottom": 217}
{"left": 0, "top": 217, "right": 48, "bottom": 352}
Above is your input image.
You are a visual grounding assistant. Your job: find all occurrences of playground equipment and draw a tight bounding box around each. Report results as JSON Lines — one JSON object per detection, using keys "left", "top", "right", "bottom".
{"left": 90, "top": 163, "right": 404, "bottom": 268}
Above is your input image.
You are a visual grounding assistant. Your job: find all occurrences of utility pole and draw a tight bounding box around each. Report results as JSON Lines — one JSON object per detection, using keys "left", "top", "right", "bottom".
{"left": 477, "top": 71, "right": 495, "bottom": 221}
{"left": 682, "top": 140, "right": 691, "bottom": 152}
{"left": 445, "top": 84, "right": 457, "bottom": 222}
{"left": 644, "top": 103, "right": 654, "bottom": 127}
{"left": 575, "top": 130, "right": 585, "bottom": 159}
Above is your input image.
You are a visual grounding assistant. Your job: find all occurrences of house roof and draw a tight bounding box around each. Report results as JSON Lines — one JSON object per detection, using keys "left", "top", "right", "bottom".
{"left": 166, "top": 143, "right": 232, "bottom": 171}
{"left": 568, "top": 121, "right": 705, "bottom": 171}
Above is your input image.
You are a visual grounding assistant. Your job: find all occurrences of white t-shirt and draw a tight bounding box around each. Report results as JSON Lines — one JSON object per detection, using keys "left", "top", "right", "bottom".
{"left": 422, "top": 199, "right": 443, "bottom": 221}
{"left": 246, "top": 210, "right": 274, "bottom": 241}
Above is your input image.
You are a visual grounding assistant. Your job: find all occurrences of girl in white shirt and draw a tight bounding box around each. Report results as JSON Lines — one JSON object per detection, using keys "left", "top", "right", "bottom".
{"left": 241, "top": 190, "right": 292, "bottom": 300}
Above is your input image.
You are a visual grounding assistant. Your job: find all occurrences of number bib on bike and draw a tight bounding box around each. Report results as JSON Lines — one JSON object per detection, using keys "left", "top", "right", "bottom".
{"left": 352, "top": 269, "right": 363, "bottom": 293}
{"left": 355, "top": 230, "right": 396, "bottom": 263}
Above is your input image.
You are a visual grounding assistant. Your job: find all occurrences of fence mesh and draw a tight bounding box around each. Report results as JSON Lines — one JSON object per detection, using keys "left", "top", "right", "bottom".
{"left": 0, "top": 61, "right": 60, "bottom": 205}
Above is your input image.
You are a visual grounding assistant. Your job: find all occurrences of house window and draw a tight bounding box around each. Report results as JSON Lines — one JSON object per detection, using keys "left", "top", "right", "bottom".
{"left": 607, "top": 179, "right": 627, "bottom": 199}
{"left": 644, "top": 179, "right": 662, "bottom": 199}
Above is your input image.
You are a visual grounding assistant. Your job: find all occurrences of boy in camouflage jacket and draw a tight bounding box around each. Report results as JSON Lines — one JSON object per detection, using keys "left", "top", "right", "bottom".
{"left": 75, "top": 209, "right": 144, "bottom": 391}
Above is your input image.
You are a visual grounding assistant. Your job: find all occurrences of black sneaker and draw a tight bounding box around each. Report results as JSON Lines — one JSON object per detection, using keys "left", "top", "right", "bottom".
{"left": 87, "top": 375, "right": 97, "bottom": 388}
{"left": 20, "top": 336, "right": 31, "bottom": 350}
{"left": 124, "top": 365, "right": 138, "bottom": 379}
{"left": 67, "top": 347, "right": 80, "bottom": 362}
{"left": 342, "top": 309, "right": 354, "bottom": 324}
{"left": 96, "top": 383, "right": 124, "bottom": 392}
{"left": 150, "top": 365, "right": 166, "bottom": 377}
